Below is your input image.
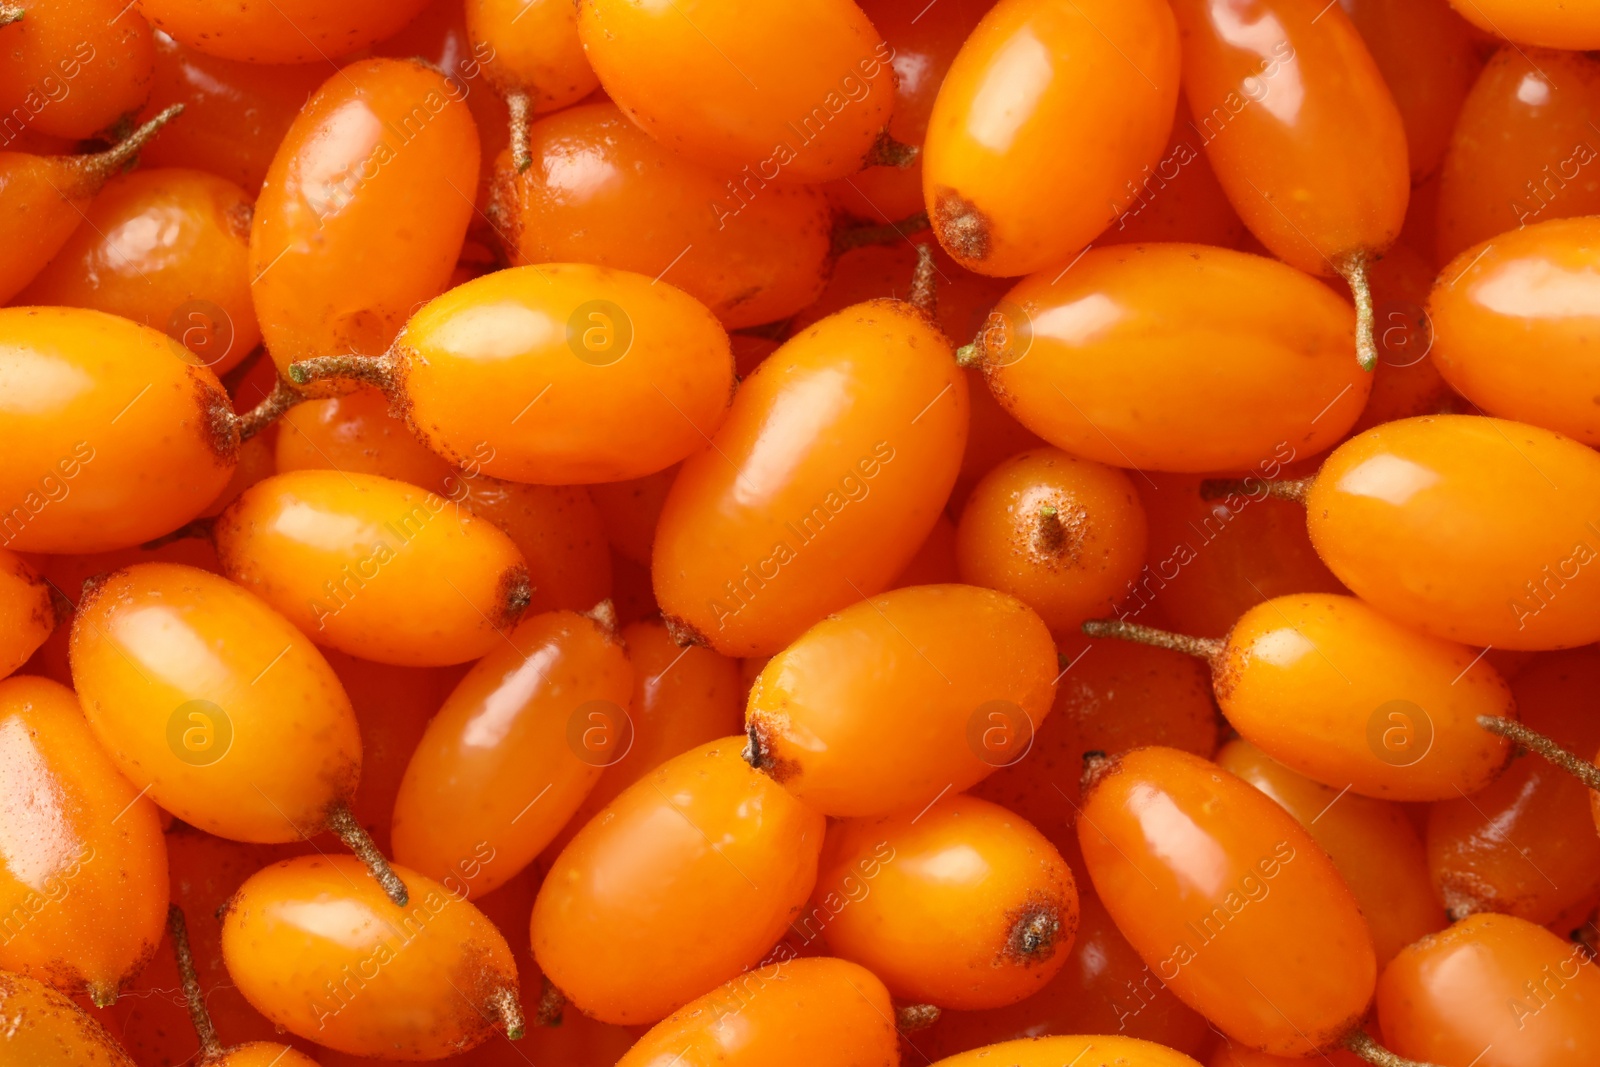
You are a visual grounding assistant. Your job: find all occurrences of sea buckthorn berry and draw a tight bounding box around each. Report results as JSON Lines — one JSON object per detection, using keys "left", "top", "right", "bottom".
{"left": 1341, "top": 0, "right": 1482, "bottom": 184}
{"left": 0, "top": 676, "right": 168, "bottom": 1006}
{"left": 544, "top": 617, "right": 743, "bottom": 859}
{"left": 18, "top": 167, "right": 259, "bottom": 374}
{"left": 275, "top": 387, "right": 456, "bottom": 495}
{"left": 465, "top": 0, "right": 596, "bottom": 169}
{"left": 1444, "top": 0, "right": 1600, "bottom": 49}
{"left": 289, "top": 264, "right": 736, "bottom": 485}
{"left": 1089, "top": 592, "right": 1515, "bottom": 800}
{"left": 576, "top": 0, "right": 896, "bottom": 184}
{"left": 488, "top": 102, "right": 832, "bottom": 329}
{"left": 212, "top": 470, "right": 531, "bottom": 666}
{"left": 0, "top": 0, "right": 155, "bottom": 140}
{"left": 923, "top": 0, "right": 1180, "bottom": 277}
{"left": 964, "top": 245, "right": 1370, "bottom": 472}
{"left": 68, "top": 564, "right": 369, "bottom": 847}
{"left": 653, "top": 285, "right": 967, "bottom": 656}
{"left": 1435, "top": 48, "right": 1600, "bottom": 262}
{"left": 1078, "top": 747, "right": 1376, "bottom": 1057}
{"left": 136, "top": 0, "right": 432, "bottom": 64}
{"left": 452, "top": 479, "right": 613, "bottom": 615}
{"left": 1131, "top": 471, "right": 1345, "bottom": 639}
{"left": 1097, "top": 96, "right": 1247, "bottom": 250}
{"left": 0, "top": 969, "right": 138, "bottom": 1066}
{"left": 1216, "top": 739, "right": 1445, "bottom": 967}
{"left": 532, "top": 738, "right": 826, "bottom": 1025}
{"left": 1168, "top": 0, "right": 1409, "bottom": 369}
{"left": 221, "top": 855, "right": 523, "bottom": 1058}
{"left": 814, "top": 794, "right": 1077, "bottom": 1010}
{"left": 746, "top": 584, "right": 1056, "bottom": 818}
{"left": 928, "top": 1035, "right": 1204, "bottom": 1067}
{"left": 0, "top": 307, "right": 249, "bottom": 554}
{"left": 1426, "top": 647, "right": 1600, "bottom": 925}
{"left": 134, "top": 34, "right": 328, "bottom": 192}
{"left": 1210, "top": 1044, "right": 1362, "bottom": 1067}
{"left": 1376, "top": 913, "right": 1600, "bottom": 1066}
{"left": 0, "top": 106, "right": 180, "bottom": 303}
{"left": 1302, "top": 415, "right": 1600, "bottom": 650}
{"left": 251, "top": 58, "right": 480, "bottom": 385}
{"left": 0, "top": 550, "right": 54, "bottom": 679}
{"left": 955, "top": 448, "right": 1148, "bottom": 637}
{"left": 1430, "top": 217, "right": 1600, "bottom": 446}
{"left": 1350, "top": 243, "right": 1460, "bottom": 436}
{"left": 587, "top": 465, "right": 678, "bottom": 568}
{"left": 616, "top": 957, "right": 898, "bottom": 1067}
{"left": 391, "top": 606, "right": 631, "bottom": 897}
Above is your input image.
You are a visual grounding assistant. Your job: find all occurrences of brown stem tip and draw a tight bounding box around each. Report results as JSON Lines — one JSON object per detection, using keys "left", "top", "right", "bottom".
{"left": 831, "top": 210, "right": 930, "bottom": 257}
{"left": 286, "top": 353, "right": 394, "bottom": 390}
{"left": 326, "top": 800, "right": 408, "bottom": 907}
{"left": 866, "top": 131, "right": 920, "bottom": 170}
{"left": 1478, "top": 716, "right": 1600, "bottom": 792}
{"left": 168, "top": 906, "right": 225, "bottom": 1062}
{"left": 1337, "top": 252, "right": 1379, "bottom": 373}
{"left": 142, "top": 517, "right": 216, "bottom": 551}
{"left": 1081, "top": 618, "right": 1224, "bottom": 661}
{"left": 1341, "top": 1028, "right": 1447, "bottom": 1067}
{"left": 80, "top": 104, "right": 185, "bottom": 187}
{"left": 506, "top": 90, "right": 532, "bottom": 174}
{"left": 895, "top": 1003, "right": 941, "bottom": 1033}
{"left": 534, "top": 977, "right": 565, "bottom": 1028}
{"left": 0, "top": 5, "right": 24, "bottom": 27}
{"left": 1034, "top": 506, "right": 1066, "bottom": 556}
{"left": 908, "top": 242, "right": 937, "bottom": 321}
{"left": 1198, "top": 476, "right": 1313, "bottom": 505}
{"left": 584, "top": 598, "right": 619, "bottom": 637}
{"left": 490, "top": 985, "right": 526, "bottom": 1040}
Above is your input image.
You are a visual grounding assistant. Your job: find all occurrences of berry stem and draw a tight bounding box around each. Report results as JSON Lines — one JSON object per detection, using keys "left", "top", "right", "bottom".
{"left": 1082, "top": 618, "right": 1224, "bottom": 661}
{"left": 286, "top": 353, "right": 394, "bottom": 391}
{"left": 1337, "top": 252, "right": 1379, "bottom": 373}
{"left": 1342, "top": 1028, "right": 1446, "bottom": 1067}
{"left": 866, "top": 131, "right": 920, "bottom": 169}
{"left": 490, "top": 985, "right": 526, "bottom": 1039}
{"left": 585, "top": 598, "right": 619, "bottom": 637}
{"left": 168, "top": 906, "right": 225, "bottom": 1063}
{"left": 1477, "top": 716, "right": 1600, "bottom": 792}
{"left": 954, "top": 341, "right": 983, "bottom": 368}
{"left": 228, "top": 376, "right": 303, "bottom": 444}
{"left": 0, "top": 5, "right": 24, "bottom": 27}
{"left": 74, "top": 104, "right": 184, "bottom": 193}
{"left": 326, "top": 800, "right": 409, "bottom": 907}
{"left": 1198, "top": 476, "right": 1313, "bottom": 504}
{"left": 895, "top": 1003, "right": 941, "bottom": 1033}
{"left": 831, "top": 210, "right": 930, "bottom": 256}
{"left": 908, "top": 243, "right": 937, "bottom": 321}
{"left": 534, "top": 977, "right": 566, "bottom": 1027}
{"left": 506, "top": 90, "right": 532, "bottom": 173}
{"left": 1034, "top": 506, "right": 1066, "bottom": 556}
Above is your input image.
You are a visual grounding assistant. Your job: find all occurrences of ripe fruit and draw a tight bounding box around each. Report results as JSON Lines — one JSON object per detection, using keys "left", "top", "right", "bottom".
{"left": 531, "top": 738, "right": 825, "bottom": 1025}
{"left": 0, "top": 0, "right": 155, "bottom": 140}
{"left": 1443, "top": 0, "right": 1600, "bottom": 50}
{"left": 137, "top": 0, "right": 433, "bottom": 64}
{"left": 466, "top": 0, "right": 596, "bottom": 160}
{"left": 746, "top": 584, "right": 1057, "bottom": 818}
{"left": 0, "top": 549, "right": 54, "bottom": 679}
{"left": 927, "top": 1035, "right": 1204, "bottom": 1067}
{"left": 0, "top": 969, "right": 138, "bottom": 1066}
{"left": 923, "top": 0, "right": 1181, "bottom": 277}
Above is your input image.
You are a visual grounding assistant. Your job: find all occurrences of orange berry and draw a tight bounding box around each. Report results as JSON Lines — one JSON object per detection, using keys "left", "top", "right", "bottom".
{"left": 746, "top": 584, "right": 1057, "bottom": 818}
{"left": 926, "top": 1035, "right": 1205, "bottom": 1067}
{"left": 0, "top": 676, "right": 168, "bottom": 1006}
{"left": 0, "top": 0, "right": 154, "bottom": 140}
{"left": 1097, "top": 96, "right": 1248, "bottom": 250}
{"left": 1443, "top": 0, "right": 1600, "bottom": 49}
{"left": 453, "top": 479, "right": 613, "bottom": 615}
{"left": 391, "top": 607, "right": 631, "bottom": 897}
{"left": 137, "top": 0, "right": 432, "bottom": 64}
{"left": 531, "top": 738, "right": 825, "bottom": 1025}
{"left": 923, "top": 0, "right": 1180, "bottom": 276}
{"left": 466, "top": 0, "right": 596, "bottom": 114}
{"left": 587, "top": 465, "right": 678, "bottom": 569}
{"left": 577, "top": 0, "right": 896, "bottom": 184}
{"left": 955, "top": 448, "right": 1148, "bottom": 636}
{"left": 221, "top": 855, "right": 522, "bottom": 1058}
{"left": 0, "top": 969, "right": 138, "bottom": 1066}
{"left": 966, "top": 245, "right": 1370, "bottom": 472}
{"left": 275, "top": 387, "right": 456, "bottom": 495}
{"left": 0, "top": 549, "right": 54, "bottom": 679}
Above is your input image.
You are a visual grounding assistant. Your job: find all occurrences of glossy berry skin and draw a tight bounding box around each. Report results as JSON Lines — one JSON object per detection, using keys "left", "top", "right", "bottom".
{"left": 275, "top": 387, "right": 456, "bottom": 494}
{"left": 747, "top": 585, "right": 1057, "bottom": 818}
{"left": 1079, "top": 747, "right": 1376, "bottom": 1057}
{"left": 0, "top": 0, "right": 154, "bottom": 140}
{"left": 1212, "top": 593, "right": 1514, "bottom": 800}
{"left": 0, "top": 970, "right": 138, "bottom": 1066}
{"left": 532, "top": 738, "right": 826, "bottom": 1025}
{"left": 1430, "top": 217, "right": 1600, "bottom": 446}
{"left": 1210, "top": 1046, "right": 1362, "bottom": 1067}
{"left": 1434, "top": 48, "right": 1600, "bottom": 263}
{"left": 221, "top": 855, "right": 520, "bottom": 1059}
{"left": 1216, "top": 739, "right": 1444, "bottom": 967}
{"left": 616, "top": 957, "right": 897, "bottom": 1067}
{"left": 653, "top": 299, "right": 967, "bottom": 656}
{"left": 392, "top": 608, "right": 631, "bottom": 897}
{"left": 251, "top": 58, "right": 480, "bottom": 382}
{"left": 489, "top": 102, "right": 832, "bottom": 329}
{"left": 0, "top": 307, "right": 236, "bottom": 553}
{"left": 923, "top": 0, "right": 1179, "bottom": 277}
{"left": 452, "top": 478, "right": 613, "bottom": 615}
{"left": 136, "top": 0, "right": 432, "bottom": 63}
{"left": 1445, "top": 0, "right": 1600, "bottom": 49}
{"left": 971, "top": 246, "right": 1369, "bottom": 472}
{"left": 1097, "top": 97, "right": 1247, "bottom": 250}
{"left": 134, "top": 34, "right": 329, "bottom": 192}
{"left": 956, "top": 448, "right": 1148, "bottom": 636}
{"left": 1376, "top": 913, "right": 1600, "bottom": 1067}
{"left": 588, "top": 466, "right": 677, "bottom": 568}
{"left": 466, "top": 0, "right": 595, "bottom": 113}
{"left": 0, "top": 550, "right": 53, "bottom": 680}
{"left": 18, "top": 168, "right": 259, "bottom": 373}
{"left": 69, "top": 563, "right": 362, "bottom": 843}
{"left": 928, "top": 1036, "right": 1204, "bottom": 1067}
{"left": 1426, "top": 647, "right": 1600, "bottom": 925}
{"left": 1305, "top": 415, "right": 1600, "bottom": 650}
{"left": 1169, "top": 0, "right": 1408, "bottom": 281}
{"left": 577, "top": 0, "right": 894, "bottom": 184}
{"left": 214, "top": 470, "right": 530, "bottom": 666}
{"left": 0, "top": 676, "right": 168, "bottom": 1006}
{"left": 815, "top": 795, "right": 1077, "bottom": 1010}
{"left": 369, "top": 264, "right": 734, "bottom": 484}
